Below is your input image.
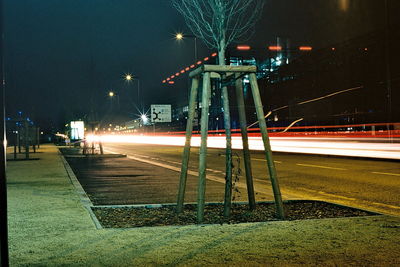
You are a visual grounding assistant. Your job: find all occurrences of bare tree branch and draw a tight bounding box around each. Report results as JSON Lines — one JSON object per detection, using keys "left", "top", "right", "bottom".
{"left": 173, "top": 0, "right": 265, "bottom": 64}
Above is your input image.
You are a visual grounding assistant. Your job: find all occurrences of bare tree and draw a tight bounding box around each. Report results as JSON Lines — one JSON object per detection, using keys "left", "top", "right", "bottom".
{"left": 173, "top": 0, "right": 265, "bottom": 65}
{"left": 174, "top": 0, "right": 267, "bottom": 219}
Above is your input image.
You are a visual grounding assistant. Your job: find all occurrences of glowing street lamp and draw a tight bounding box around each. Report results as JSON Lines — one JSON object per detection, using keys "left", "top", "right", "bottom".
{"left": 108, "top": 91, "right": 115, "bottom": 97}
{"left": 125, "top": 74, "right": 132, "bottom": 81}
{"left": 176, "top": 33, "right": 184, "bottom": 40}
{"left": 141, "top": 114, "right": 148, "bottom": 124}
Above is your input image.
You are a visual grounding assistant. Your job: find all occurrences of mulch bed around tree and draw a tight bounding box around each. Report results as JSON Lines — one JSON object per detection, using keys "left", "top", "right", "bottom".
{"left": 92, "top": 200, "right": 378, "bottom": 228}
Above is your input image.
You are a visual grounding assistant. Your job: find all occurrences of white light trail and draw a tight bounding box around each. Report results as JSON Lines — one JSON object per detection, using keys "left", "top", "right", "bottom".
{"left": 87, "top": 134, "right": 400, "bottom": 160}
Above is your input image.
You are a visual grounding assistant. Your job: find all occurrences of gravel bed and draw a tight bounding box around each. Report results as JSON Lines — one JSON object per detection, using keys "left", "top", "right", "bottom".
{"left": 92, "top": 200, "right": 377, "bottom": 228}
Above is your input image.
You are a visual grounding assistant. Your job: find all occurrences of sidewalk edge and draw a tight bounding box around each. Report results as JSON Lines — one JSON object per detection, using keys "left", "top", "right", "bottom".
{"left": 59, "top": 151, "right": 103, "bottom": 229}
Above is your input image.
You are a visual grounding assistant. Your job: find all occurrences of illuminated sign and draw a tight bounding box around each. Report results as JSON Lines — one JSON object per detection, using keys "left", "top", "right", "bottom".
{"left": 151, "top": 105, "right": 171, "bottom": 123}
{"left": 70, "top": 121, "right": 85, "bottom": 140}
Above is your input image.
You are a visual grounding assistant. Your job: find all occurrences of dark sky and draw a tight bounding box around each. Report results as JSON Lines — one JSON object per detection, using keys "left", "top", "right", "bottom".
{"left": 4, "top": 0, "right": 392, "bottom": 130}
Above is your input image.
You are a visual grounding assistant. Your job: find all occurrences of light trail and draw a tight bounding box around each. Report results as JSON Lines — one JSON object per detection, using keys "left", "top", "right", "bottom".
{"left": 87, "top": 134, "right": 400, "bottom": 160}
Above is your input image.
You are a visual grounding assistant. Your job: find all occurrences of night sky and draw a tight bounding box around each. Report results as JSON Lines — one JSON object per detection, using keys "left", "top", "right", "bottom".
{"left": 4, "top": 0, "right": 392, "bottom": 130}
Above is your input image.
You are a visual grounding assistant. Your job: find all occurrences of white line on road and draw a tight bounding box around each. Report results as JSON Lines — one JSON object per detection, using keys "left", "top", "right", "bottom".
{"left": 296, "top": 163, "right": 347, "bottom": 171}
{"left": 371, "top": 172, "right": 400, "bottom": 177}
{"left": 252, "top": 158, "right": 282, "bottom": 164}
{"left": 219, "top": 154, "right": 282, "bottom": 164}
{"left": 297, "top": 187, "right": 356, "bottom": 201}
{"left": 371, "top": 202, "right": 400, "bottom": 210}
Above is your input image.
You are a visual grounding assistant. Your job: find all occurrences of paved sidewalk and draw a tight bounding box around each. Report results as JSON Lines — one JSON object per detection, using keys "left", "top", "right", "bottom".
{"left": 6, "top": 144, "right": 400, "bottom": 266}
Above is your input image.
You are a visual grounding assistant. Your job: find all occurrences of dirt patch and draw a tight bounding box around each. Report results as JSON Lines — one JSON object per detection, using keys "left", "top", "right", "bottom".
{"left": 92, "top": 200, "right": 377, "bottom": 228}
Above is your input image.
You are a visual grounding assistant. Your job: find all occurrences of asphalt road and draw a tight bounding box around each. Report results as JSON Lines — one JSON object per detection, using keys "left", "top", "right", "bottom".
{"left": 103, "top": 143, "right": 400, "bottom": 216}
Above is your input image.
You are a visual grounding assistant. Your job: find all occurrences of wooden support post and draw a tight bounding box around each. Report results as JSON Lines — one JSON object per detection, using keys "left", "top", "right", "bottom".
{"left": 177, "top": 77, "right": 199, "bottom": 213}
{"left": 197, "top": 72, "right": 211, "bottom": 223}
{"left": 221, "top": 76, "right": 233, "bottom": 218}
{"left": 235, "top": 75, "right": 256, "bottom": 209}
{"left": 249, "top": 73, "right": 285, "bottom": 219}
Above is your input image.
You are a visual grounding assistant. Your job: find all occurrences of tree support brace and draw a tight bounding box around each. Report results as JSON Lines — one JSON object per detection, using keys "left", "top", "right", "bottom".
{"left": 177, "top": 65, "right": 285, "bottom": 223}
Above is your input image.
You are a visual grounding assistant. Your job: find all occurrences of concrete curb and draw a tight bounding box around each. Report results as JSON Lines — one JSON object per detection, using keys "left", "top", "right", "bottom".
{"left": 59, "top": 152, "right": 103, "bottom": 229}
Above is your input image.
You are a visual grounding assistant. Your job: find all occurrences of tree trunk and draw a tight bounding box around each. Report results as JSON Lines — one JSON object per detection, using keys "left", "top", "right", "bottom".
{"left": 218, "top": 47, "right": 225, "bottom": 66}
{"left": 218, "top": 43, "right": 234, "bottom": 218}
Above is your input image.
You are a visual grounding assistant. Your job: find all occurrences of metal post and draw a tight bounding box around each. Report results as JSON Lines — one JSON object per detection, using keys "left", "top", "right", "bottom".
{"left": 177, "top": 77, "right": 199, "bottom": 213}
{"left": 235, "top": 75, "right": 256, "bottom": 210}
{"left": 0, "top": 0, "right": 10, "bottom": 261}
{"left": 137, "top": 79, "right": 141, "bottom": 109}
{"left": 99, "top": 141, "right": 104, "bottom": 155}
{"left": 13, "top": 132, "right": 17, "bottom": 160}
{"left": 221, "top": 76, "right": 233, "bottom": 217}
{"left": 197, "top": 72, "right": 211, "bottom": 223}
{"left": 194, "top": 37, "right": 198, "bottom": 61}
{"left": 24, "top": 120, "right": 29, "bottom": 159}
{"left": 384, "top": 0, "right": 392, "bottom": 142}
{"left": 36, "top": 127, "right": 40, "bottom": 149}
{"left": 32, "top": 127, "right": 36, "bottom": 153}
{"left": 17, "top": 125, "right": 21, "bottom": 153}
{"left": 249, "top": 73, "right": 285, "bottom": 219}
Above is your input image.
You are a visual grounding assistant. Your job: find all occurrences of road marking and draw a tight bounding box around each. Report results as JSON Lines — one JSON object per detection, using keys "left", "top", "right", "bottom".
{"left": 296, "top": 163, "right": 347, "bottom": 170}
{"left": 253, "top": 158, "right": 282, "bottom": 164}
{"left": 165, "top": 160, "right": 180, "bottom": 165}
{"left": 298, "top": 187, "right": 356, "bottom": 201}
{"left": 371, "top": 202, "right": 400, "bottom": 210}
{"left": 220, "top": 155, "right": 282, "bottom": 164}
{"left": 371, "top": 172, "right": 400, "bottom": 177}
{"left": 207, "top": 169, "right": 224, "bottom": 173}
{"left": 316, "top": 191, "right": 355, "bottom": 201}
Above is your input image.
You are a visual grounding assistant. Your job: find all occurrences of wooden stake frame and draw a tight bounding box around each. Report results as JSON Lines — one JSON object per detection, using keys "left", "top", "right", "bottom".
{"left": 177, "top": 65, "right": 285, "bottom": 223}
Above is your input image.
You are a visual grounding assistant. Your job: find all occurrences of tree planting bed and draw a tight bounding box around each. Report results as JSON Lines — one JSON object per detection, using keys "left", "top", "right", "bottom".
{"left": 92, "top": 200, "right": 378, "bottom": 228}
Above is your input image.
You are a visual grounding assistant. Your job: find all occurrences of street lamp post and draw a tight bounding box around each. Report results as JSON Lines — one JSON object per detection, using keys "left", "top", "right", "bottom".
{"left": 108, "top": 91, "right": 120, "bottom": 110}
{"left": 175, "top": 33, "right": 201, "bottom": 130}
{"left": 176, "top": 32, "right": 198, "bottom": 62}
{"left": 0, "top": 0, "right": 9, "bottom": 264}
{"left": 384, "top": 0, "right": 393, "bottom": 141}
{"left": 125, "top": 74, "right": 141, "bottom": 109}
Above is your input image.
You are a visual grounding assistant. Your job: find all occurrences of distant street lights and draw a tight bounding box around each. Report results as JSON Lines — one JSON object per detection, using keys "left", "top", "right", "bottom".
{"left": 108, "top": 91, "right": 115, "bottom": 97}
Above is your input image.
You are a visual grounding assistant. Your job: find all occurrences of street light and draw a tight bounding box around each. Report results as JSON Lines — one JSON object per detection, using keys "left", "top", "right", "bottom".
{"left": 176, "top": 33, "right": 184, "bottom": 40}
{"left": 108, "top": 91, "right": 114, "bottom": 97}
{"left": 124, "top": 73, "right": 141, "bottom": 109}
{"left": 141, "top": 114, "right": 148, "bottom": 124}
{"left": 175, "top": 32, "right": 198, "bottom": 61}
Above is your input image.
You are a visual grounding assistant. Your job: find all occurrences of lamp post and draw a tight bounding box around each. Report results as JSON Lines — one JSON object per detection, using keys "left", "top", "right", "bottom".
{"left": 0, "top": 0, "right": 9, "bottom": 264}
{"left": 384, "top": 0, "right": 392, "bottom": 141}
{"left": 176, "top": 32, "right": 198, "bottom": 62}
{"left": 108, "top": 91, "right": 119, "bottom": 110}
{"left": 125, "top": 74, "right": 141, "bottom": 109}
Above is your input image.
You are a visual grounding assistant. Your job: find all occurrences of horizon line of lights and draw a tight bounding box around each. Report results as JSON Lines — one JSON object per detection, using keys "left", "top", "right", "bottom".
{"left": 162, "top": 52, "right": 218, "bottom": 84}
